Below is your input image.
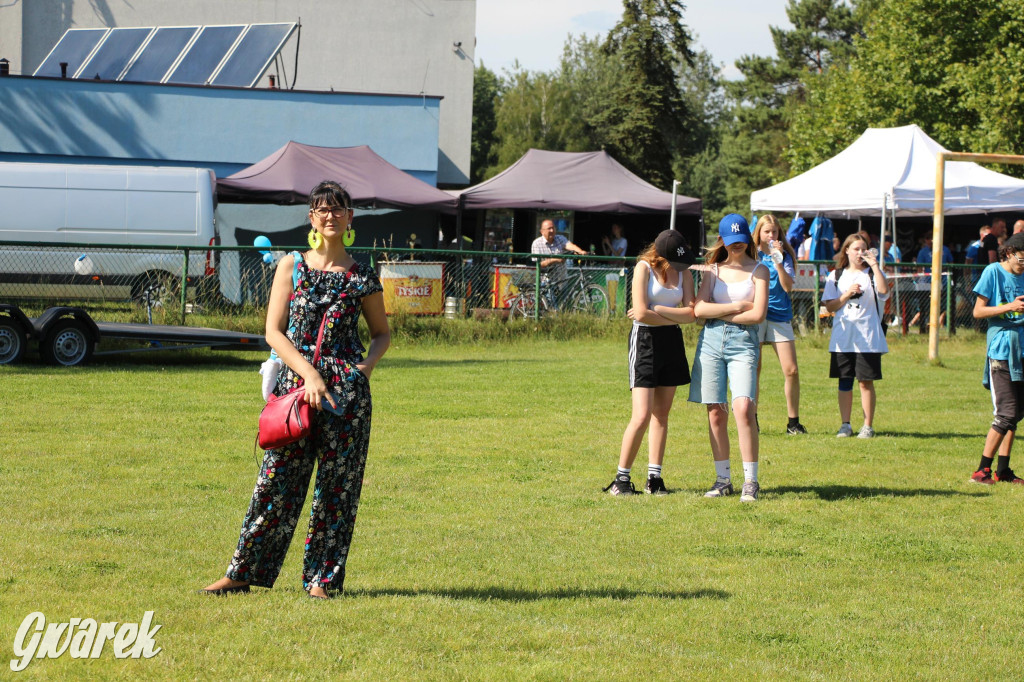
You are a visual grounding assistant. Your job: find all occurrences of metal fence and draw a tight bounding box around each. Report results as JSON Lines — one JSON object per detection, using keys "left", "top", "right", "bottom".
{"left": 0, "top": 239, "right": 990, "bottom": 334}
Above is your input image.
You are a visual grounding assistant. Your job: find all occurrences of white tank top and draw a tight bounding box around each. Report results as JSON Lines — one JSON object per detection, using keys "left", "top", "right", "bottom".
{"left": 634, "top": 261, "right": 683, "bottom": 327}
{"left": 710, "top": 262, "right": 763, "bottom": 303}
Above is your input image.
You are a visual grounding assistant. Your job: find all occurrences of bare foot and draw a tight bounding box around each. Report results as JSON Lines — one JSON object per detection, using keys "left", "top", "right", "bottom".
{"left": 308, "top": 585, "right": 329, "bottom": 599}
{"left": 202, "top": 577, "right": 249, "bottom": 592}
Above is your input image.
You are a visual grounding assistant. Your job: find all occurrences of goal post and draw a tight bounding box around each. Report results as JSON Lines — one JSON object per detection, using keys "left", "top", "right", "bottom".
{"left": 930, "top": 151, "right": 1024, "bottom": 361}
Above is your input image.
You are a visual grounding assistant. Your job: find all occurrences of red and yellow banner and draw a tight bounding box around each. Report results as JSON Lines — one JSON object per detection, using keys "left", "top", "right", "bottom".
{"left": 380, "top": 262, "right": 445, "bottom": 315}
{"left": 493, "top": 265, "right": 532, "bottom": 308}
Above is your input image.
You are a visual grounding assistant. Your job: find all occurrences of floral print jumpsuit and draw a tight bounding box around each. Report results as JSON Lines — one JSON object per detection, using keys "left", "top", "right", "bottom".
{"left": 225, "top": 259, "right": 382, "bottom": 591}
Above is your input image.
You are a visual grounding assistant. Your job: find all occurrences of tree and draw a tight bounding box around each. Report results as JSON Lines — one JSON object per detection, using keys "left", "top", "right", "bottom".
{"left": 470, "top": 63, "right": 501, "bottom": 184}
{"left": 717, "top": 0, "right": 870, "bottom": 215}
{"left": 599, "top": 0, "right": 696, "bottom": 188}
{"left": 786, "top": 0, "right": 1024, "bottom": 175}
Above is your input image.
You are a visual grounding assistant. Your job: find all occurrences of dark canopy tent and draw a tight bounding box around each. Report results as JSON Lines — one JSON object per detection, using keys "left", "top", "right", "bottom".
{"left": 453, "top": 149, "right": 702, "bottom": 214}
{"left": 450, "top": 149, "right": 702, "bottom": 254}
{"left": 216, "top": 141, "right": 459, "bottom": 213}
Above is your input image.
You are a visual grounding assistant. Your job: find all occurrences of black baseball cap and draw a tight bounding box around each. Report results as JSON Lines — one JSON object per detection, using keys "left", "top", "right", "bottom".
{"left": 655, "top": 229, "right": 696, "bottom": 269}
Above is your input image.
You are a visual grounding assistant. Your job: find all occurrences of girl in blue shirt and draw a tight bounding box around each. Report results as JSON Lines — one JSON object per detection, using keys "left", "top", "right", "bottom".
{"left": 753, "top": 215, "right": 806, "bottom": 435}
{"left": 970, "top": 231, "right": 1024, "bottom": 485}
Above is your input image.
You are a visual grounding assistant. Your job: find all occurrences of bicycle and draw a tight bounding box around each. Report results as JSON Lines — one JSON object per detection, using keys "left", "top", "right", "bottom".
{"left": 507, "top": 266, "right": 610, "bottom": 318}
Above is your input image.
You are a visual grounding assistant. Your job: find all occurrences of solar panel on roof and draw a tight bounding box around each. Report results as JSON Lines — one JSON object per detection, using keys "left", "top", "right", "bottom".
{"left": 34, "top": 28, "right": 108, "bottom": 78}
{"left": 211, "top": 23, "right": 296, "bottom": 88}
{"left": 77, "top": 27, "right": 153, "bottom": 80}
{"left": 37, "top": 22, "right": 298, "bottom": 87}
{"left": 121, "top": 26, "right": 199, "bottom": 83}
{"left": 165, "top": 25, "right": 245, "bottom": 85}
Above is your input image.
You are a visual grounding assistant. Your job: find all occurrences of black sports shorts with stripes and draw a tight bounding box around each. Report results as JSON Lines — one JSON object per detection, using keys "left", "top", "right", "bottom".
{"left": 628, "top": 324, "right": 690, "bottom": 389}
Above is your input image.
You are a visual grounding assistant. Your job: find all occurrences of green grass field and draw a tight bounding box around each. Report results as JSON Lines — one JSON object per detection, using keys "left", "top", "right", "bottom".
{"left": 1, "top": 327, "right": 1022, "bottom": 680}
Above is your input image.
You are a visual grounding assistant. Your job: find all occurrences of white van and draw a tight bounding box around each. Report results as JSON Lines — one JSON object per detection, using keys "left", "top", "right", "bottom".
{"left": 0, "top": 162, "right": 217, "bottom": 301}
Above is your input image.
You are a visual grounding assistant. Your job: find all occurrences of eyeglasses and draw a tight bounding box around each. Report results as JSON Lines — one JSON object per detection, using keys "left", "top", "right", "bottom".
{"left": 311, "top": 206, "right": 349, "bottom": 218}
{"left": 1015, "top": 256, "right": 1024, "bottom": 264}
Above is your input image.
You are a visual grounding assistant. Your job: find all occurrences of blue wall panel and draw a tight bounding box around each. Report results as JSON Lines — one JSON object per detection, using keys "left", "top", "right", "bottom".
{"left": 0, "top": 76, "right": 441, "bottom": 183}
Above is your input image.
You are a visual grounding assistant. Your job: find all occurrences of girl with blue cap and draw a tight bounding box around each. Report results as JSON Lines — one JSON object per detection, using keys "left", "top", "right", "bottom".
{"left": 689, "top": 214, "right": 770, "bottom": 502}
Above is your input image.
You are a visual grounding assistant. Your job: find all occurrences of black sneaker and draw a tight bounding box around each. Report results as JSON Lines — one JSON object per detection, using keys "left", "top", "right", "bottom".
{"left": 603, "top": 476, "right": 637, "bottom": 496}
{"left": 645, "top": 476, "right": 668, "bottom": 495}
{"left": 786, "top": 423, "right": 808, "bottom": 435}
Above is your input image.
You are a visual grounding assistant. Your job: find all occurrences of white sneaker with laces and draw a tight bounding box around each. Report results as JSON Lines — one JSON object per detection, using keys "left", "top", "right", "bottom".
{"left": 857, "top": 424, "right": 875, "bottom": 438}
{"left": 836, "top": 423, "right": 854, "bottom": 438}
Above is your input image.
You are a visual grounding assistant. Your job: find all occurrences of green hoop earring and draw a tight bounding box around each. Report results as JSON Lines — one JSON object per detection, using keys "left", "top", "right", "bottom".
{"left": 343, "top": 225, "right": 356, "bottom": 247}
{"left": 308, "top": 228, "right": 323, "bottom": 250}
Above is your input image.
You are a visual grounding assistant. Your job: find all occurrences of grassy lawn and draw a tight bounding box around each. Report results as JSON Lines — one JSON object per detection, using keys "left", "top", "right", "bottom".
{"left": 1, "top": 328, "right": 1021, "bottom": 679}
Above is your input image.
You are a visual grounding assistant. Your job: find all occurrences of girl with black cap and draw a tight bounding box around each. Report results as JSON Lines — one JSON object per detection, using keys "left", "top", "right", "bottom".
{"left": 605, "top": 229, "right": 696, "bottom": 496}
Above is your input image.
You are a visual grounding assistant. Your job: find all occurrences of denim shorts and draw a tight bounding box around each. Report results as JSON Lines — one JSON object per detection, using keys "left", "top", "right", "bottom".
{"left": 688, "top": 319, "right": 761, "bottom": 405}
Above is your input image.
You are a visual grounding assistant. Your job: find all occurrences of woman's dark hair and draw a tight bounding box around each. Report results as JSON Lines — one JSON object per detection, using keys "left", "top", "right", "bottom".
{"left": 308, "top": 180, "right": 351, "bottom": 211}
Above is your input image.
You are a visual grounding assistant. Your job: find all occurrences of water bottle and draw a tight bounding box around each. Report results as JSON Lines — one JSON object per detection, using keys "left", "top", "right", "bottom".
{"left": 768, "top": 240, "right": 783, "bottom": 264}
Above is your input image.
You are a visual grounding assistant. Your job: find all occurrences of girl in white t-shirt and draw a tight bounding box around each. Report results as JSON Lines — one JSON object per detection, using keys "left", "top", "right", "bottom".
{"left": 821, "top": 234, "right": 889, "bottom": 438}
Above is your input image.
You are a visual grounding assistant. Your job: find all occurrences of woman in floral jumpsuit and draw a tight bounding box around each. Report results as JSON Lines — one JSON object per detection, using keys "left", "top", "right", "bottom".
{"left": 202, "top": 181, "right": 390, "bottom": 599}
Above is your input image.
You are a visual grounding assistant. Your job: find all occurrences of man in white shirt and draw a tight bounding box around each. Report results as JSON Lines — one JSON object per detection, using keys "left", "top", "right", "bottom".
{"left": 531, "top": 219, "right": 587, "bottom": 281}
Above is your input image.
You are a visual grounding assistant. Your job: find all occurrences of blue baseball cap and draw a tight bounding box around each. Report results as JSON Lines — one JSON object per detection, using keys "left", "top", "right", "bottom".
{"left": 719, "top": 213, "right": 751, "bottom": 246}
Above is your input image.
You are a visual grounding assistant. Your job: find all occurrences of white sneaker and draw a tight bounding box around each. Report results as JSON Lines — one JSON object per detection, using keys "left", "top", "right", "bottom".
{"left": 857, "top": 425, "right": 875, "bottom": 438}
{"left": 836, "top": 423, "right": 854, "bottom": 438}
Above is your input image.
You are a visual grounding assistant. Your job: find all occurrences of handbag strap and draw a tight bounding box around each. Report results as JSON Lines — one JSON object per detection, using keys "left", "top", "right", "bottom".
{"left": 311, "top": 311, "right": 328, "bottom": 365}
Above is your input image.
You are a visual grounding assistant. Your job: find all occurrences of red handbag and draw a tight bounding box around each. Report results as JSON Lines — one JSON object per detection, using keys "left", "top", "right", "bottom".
{"left": 257, "top": 313, "right": 328, "bottom": 450}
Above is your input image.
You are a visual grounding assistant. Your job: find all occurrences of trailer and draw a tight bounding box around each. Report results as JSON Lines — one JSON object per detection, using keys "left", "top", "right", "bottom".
{"left": 0, "top": 304, "right": 269, "bottom": 367}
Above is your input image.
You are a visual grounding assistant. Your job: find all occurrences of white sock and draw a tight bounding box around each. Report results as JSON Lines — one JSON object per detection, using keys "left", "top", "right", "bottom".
{"left": 648, "top": 464, "right": 662, "bottom": 479}
{"left": 743, "top": 461, "right": 759, "bottom": 483}
{"left": 616, "top": 467, "right": 631, "bottom": 480}
{"left": 714, "top": 459, "right": 730, "bottom": 481}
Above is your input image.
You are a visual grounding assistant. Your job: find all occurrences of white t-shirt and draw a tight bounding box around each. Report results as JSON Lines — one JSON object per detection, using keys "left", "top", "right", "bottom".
{"left": 822, "top": 267, "right": 889, "bottom": 353}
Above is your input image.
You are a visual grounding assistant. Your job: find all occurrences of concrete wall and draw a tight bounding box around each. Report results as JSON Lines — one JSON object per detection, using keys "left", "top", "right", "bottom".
{"left": 0, "top": 0, "right": 475, "bottom": 185}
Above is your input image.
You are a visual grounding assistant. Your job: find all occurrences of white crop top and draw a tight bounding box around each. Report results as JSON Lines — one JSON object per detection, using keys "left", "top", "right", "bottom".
{"left": 710, "top": 263, "right": 764, "bottom": 304}
{"left": 634, "top": 261, "right": 683, "bottom": 327}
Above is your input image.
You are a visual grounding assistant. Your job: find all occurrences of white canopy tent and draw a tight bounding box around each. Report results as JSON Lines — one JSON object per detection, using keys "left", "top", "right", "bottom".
{"left": 750, "top": 124, "right": 1024, "bottom": 217}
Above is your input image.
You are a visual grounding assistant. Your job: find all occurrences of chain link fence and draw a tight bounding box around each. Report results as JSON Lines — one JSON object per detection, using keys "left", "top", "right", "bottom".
{"left": 0, "top": 240, "right": 990, "bottom": 334}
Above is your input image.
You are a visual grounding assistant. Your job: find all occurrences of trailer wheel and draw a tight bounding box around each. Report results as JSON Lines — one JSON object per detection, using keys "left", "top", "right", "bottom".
{"left": 40, "top": 319, "right": 94, "bottom": 367}
{"left": 0, "top": 318, "right": 27, "bottom": 365}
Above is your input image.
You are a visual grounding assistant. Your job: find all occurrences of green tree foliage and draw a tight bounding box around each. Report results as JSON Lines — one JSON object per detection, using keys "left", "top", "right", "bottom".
{"left": 719, "top": 0, "right": 867, "bottom": 215}
{"left": 600, "top": 0, "right": 695, "bottom": 188}
{"left": 470, "top": 64, "right": 501, "bottom": 184}
{"left": 787, "top": 0, "right": 1024, "bottom": 175}
{"left": 486, "top": 65, "right": 576, "bottom": 177}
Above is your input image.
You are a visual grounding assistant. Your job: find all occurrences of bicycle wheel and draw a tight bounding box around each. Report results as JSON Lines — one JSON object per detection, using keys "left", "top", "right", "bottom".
{"left": 570, "top": 283, "right": 610, "bottom": 316}
{"left": 508, "top": 291, "right": 549, "bottom": 319}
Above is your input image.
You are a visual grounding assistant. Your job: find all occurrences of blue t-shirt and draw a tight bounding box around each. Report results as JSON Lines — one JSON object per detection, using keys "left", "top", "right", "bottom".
{"left": 758, "top": 251, "right": 795, "bottom": 322}
{"left": 916, "top": 245, "right": 952, "bottom": 264}
{"left": 973, "top": 262, "right": 1024, "bottom": 360}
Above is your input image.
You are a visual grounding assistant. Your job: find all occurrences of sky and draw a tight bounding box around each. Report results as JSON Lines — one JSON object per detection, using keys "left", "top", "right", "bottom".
{"left": 474, "top": 0, "right": 792, "bottom": 80}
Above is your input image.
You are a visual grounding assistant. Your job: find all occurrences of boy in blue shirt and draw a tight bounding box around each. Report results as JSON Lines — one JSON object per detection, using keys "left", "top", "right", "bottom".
{"left": 971, "top": 232, "right": 1024, "bottom": 484}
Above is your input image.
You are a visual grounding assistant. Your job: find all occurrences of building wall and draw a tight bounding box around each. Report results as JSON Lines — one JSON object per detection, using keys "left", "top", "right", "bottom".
{"left": 0, "top": 76, "right": 442, "bottom": 181}
{"left": 0, "top": 0, "right": 475, "bottom": 185}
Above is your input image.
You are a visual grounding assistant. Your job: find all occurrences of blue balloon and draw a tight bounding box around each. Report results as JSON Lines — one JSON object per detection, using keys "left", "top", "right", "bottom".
{"left": 253, "top": 235, "right": 272, "bottom": 251}
{"left": 262, "top": 253, "right": 274, "bottom": 264}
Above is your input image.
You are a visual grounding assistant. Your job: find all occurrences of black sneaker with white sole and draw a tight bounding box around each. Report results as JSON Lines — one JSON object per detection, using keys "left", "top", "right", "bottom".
{"left": 645, "top": 476, "right": 668, "bottom": 495}
{"left": 786, "top": 423, "right": 808, "bottom": 435}
{"left": 603, "top": 476, "right": 637, "bottom": 496}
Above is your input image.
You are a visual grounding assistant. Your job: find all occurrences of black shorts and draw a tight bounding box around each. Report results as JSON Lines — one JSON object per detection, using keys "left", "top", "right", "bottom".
{"left": 829, "top": 351, "right": 883, "bottom": 381}
{"left": 629, "top": 325, "right": 690, "bottom": 389}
